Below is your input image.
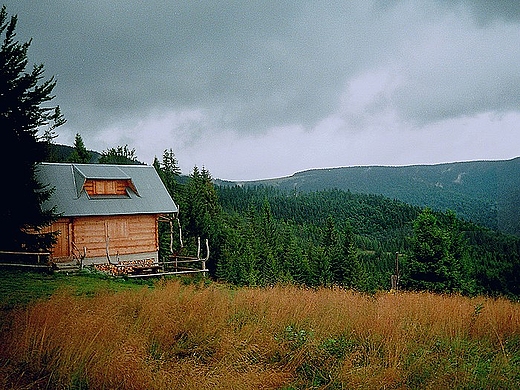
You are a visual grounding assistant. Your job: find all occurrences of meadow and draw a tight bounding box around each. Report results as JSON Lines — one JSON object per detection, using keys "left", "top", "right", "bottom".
{"left": 1, "top": 271, "right": 520, "bottom": 389}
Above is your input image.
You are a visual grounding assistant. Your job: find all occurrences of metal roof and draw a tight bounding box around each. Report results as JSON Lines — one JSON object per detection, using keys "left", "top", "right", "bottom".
{"left": 37, "top": 163, "right": 178, "bottom": 217}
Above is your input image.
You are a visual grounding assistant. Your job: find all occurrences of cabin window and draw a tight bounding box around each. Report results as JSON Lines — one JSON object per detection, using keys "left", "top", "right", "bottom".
{"left": 84, "top": 179, "right": 133, "bottom": 198}
{"left": 108, "top": 219, "right": 128, "bottom": 238}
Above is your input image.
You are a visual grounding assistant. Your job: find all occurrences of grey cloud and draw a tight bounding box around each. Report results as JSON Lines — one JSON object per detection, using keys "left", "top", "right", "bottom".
{"left": 456, "top": 0, "right": 520, "bottom": 24}
{"left": 387, "top": 4, "right": 520, "bottom": 125}
{"left": 7, "top": 1, "right": 394, "bottom": 132}
{"left": 4, "top": 0, "right": 520, "bottom": 142}
{"left": 385, "top": 0, "right": 520, "bottom": 24}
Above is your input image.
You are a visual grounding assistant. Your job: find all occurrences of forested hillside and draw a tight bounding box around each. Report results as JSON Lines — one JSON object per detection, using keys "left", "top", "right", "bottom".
{"left": 46, "top": 143, "right": 101, "bottom": 163}
{"left": 223, "top": 158, "right": 520, "bottom": 236}
{"left": 213, "top": 185, "right": 520, "bottom": 296}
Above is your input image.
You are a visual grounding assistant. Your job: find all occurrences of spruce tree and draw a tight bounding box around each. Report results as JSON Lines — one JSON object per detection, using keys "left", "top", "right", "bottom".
{"left": 154, "top": 149, "right": 181, "bottom": 198}
{"left": 154, "top": 150, "right": 184, "bottom": 260}
{"left": 68, "top": 133, "right": 91, "bottom": 163}
{"left": 0, "top": 6, "right": 63, "bottom": 251}
{"left": 335, "top": 222, "right": 362, "bottom": 289}
{"left": 183, "top": 166, "right": 223, "bottom": 275}
{"left": 42, "top": 106, "right": 66, "bottom": 162}
{"left": 258, "top": 199, "right": 279, "bottom": 284}
{"left": 404, "top": 208, "right": 465, "bottom": 293}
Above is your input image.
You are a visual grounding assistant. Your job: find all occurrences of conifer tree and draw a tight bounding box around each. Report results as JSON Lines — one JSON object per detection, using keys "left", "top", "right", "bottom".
{"left": 154, "top": 149, "right": 181, "bottom": 198}
{"left": 334, "top": 222, "right": 362, "bottom": 289}
{"left": 0, "top": 6, "right": 63, "bottom": 251}
{"left": 183, "top": 166, "right": 224, "bottom": 274}
{"left": 258, "top": 199, "right": 280, "bottom": 284}
{"left": 42, "top": 106, "right": 66, "bottom": 162}
{"left": 68, "top": 133, "right": 91, "bottom": 163}
{"left": 309, "top": 245, "right": 332, "bottom": 286}
{"left": 404, "top": 208, "right": 465, "bottom": 293}
{"left": 154, "top": 150, "right": 184, "bottom": 260}
{"left": 278, "top": 223, "right": 306, "bottom": 283}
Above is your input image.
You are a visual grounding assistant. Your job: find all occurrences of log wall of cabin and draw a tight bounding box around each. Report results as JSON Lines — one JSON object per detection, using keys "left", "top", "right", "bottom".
{"left": 49, "top": 214, "right": 159, "bottom": 261}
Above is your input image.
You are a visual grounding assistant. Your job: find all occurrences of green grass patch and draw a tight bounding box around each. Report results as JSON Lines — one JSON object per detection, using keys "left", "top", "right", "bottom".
{"left": 0, "top": 268, "right": 154, "bottom": 309}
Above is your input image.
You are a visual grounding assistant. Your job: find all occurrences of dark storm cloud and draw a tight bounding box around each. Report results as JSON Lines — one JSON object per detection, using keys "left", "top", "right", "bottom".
{"left": 3, "top": 1, "right": 520, "bottom": 179}
{"left": 5, "top": 1, "right": 397, "bottom": 132}
{"left": 389, "top": 12, "right": 520, "bottom": 124}
{"left": 382, "top": 0, "right": 520, "bottom": 23}
{"left": 456, "top": 0, "right": 520, "bottom": 24}
{"left": 6, "top": 1, "right": 520, "bottom": 129}
{"left": 369, "top": 0, "right": 520, "bottom": 125}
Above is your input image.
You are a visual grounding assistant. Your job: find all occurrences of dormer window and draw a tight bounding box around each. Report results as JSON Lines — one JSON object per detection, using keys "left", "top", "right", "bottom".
{"left": 84, "top": 179, "right": 135, "bottom": 198}
{"left": 72, "top": 164, "right": 140, "bottom": 199}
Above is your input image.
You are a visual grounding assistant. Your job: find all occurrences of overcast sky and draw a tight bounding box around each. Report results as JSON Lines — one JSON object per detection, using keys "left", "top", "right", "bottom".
{"left": 5, "top": 0, "right": 520, "bottom": 180}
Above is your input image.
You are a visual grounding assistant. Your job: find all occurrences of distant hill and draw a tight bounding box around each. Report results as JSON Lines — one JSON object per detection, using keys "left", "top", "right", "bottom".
{"left": 219, "top": 158, "right": 520, "bottom": 236}
{"left": 46, "top": 143, "right": 101, "bottom": 163}
{"left": 45, "top": 143, "right": 143, "bottom": 165}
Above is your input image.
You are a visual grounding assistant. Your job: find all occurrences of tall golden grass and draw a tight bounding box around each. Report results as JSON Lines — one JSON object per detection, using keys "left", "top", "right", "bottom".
{"left": 1, "top": 280, "right": 520, "bottom": 389}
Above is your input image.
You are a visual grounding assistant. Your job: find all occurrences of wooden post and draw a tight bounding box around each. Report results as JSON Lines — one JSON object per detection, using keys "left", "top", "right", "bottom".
{"left": 172, "top": 209, "right": 184, "bottom": 251}
{"left": 81, "top": 247, "right": 86, "bottom": 269}
{"left": 68, "top": 220, "right": 73, "bottom": 259}
{"left": 104, "top": 221, "right": 116, "bottom": 265}
{"left": 391, "top": 252, "right": 400, "bottom": 291}
{"left": 202, "top": 238, "right": 209, "bottom": 277}
{"left": 391, "top": 274, "right": 398, "bottom": 290}
{"left": 169, "top": 217, "right": 174, "bottom": 254}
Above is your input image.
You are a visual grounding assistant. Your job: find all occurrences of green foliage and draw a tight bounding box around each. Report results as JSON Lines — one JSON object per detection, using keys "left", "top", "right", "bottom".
{"left": 0, "top": 6, "right": 62, "bottom": 251}
{"left": 67, "top": 133, "right": 92, "bottom": 163}
{"left": 214, "top": 185, "right": 520, "bottom": 296}
{"left": 154, "top": 162, "right": 226, "bottom": 276}
{"left": 41, "top": 106, "right": 66, "bottom": 162}
{"left": 182, "top": 167, "right": 222, "bottom": 242}
{"left": 41, "top": 143, "right": 101, "bottom": 163}
{"left": 405, "top": 208, "right": 453, "bottom": 292}
{"left": 0, "top": 269, "right": 149, "bottom": 309}
{"left": 215, "top": 185, "right": 416, "bottom": 289}
{"left": 98, "top": 144, "right": 140, "bottom": 164}
{"left": 334, "top": 221, "right": 363, "bottom": 289}
{"left": 151, "top": 152, "right": 520, "bottom": 297}
{"left": 275, "top": 325, "right": 313, "bottom": 350}
{"left": 154, "top": 150, "right": 185, "bottom": 260}
{"left": 153, "top": 149, "right": 181, "bottom": 198}
{"left": 403, "top": 208, "right": 473, "bottom": 294}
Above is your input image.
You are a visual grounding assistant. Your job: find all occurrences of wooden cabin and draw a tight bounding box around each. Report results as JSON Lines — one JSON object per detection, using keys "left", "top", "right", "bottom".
{"left": 36, "top": 163, "right": 178, "bottom": 266}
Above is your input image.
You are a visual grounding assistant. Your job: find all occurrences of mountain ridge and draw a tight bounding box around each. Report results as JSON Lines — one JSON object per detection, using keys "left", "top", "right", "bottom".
{"left": 217, "top": 157, "right": 520, "bottom": 235}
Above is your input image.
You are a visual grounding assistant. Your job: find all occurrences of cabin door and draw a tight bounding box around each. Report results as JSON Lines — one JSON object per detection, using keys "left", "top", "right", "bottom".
{"left": 52, "top": 220, "right": 71, "bottom": 259}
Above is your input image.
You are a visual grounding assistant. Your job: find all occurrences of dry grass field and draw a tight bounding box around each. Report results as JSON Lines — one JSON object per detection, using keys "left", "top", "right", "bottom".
{"left": 1, "top": 276, "right": 520, "bottom": 389}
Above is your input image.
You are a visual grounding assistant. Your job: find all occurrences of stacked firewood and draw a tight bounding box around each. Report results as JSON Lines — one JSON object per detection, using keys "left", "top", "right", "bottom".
{"left": 94, "top": 258, "right": 156, "bottom": 276}
{"left": 94, "top": 263, "right": 123, "bottom": 275}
